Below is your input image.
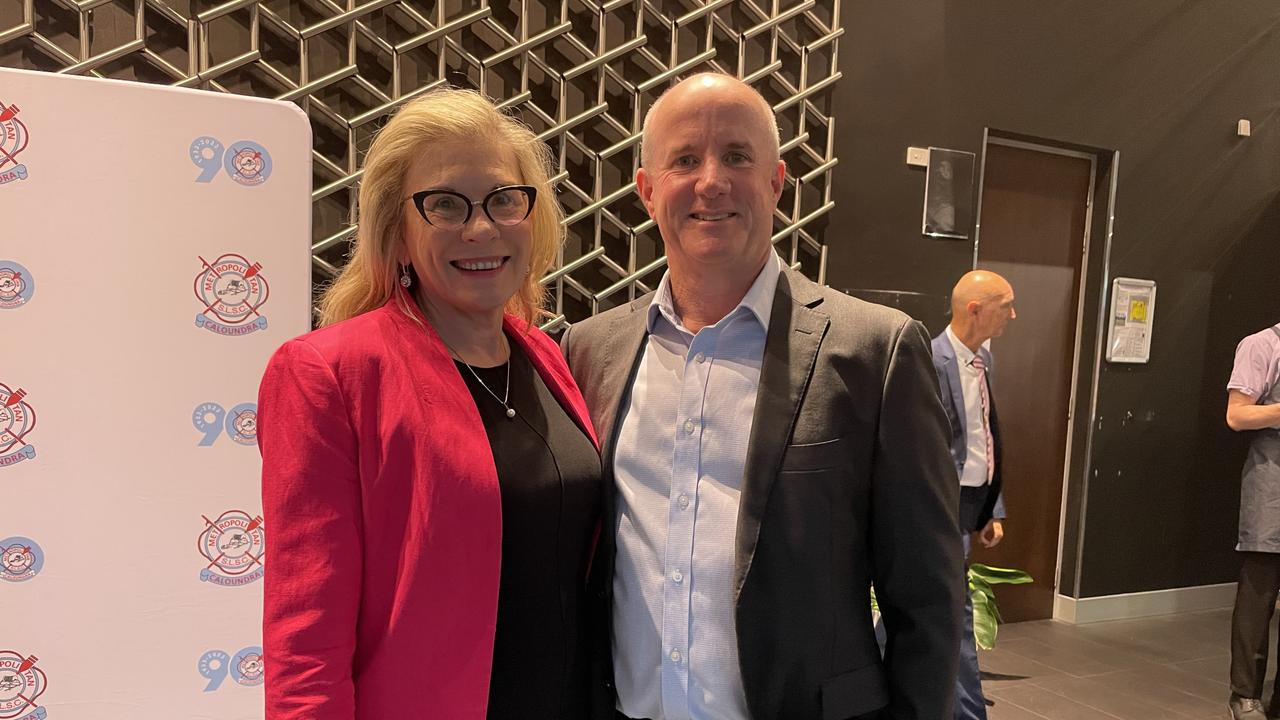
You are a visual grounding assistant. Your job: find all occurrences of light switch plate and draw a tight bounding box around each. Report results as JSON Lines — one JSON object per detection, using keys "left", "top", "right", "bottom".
{"left": 906, "top": 146, "right": 930, "bottom": 167}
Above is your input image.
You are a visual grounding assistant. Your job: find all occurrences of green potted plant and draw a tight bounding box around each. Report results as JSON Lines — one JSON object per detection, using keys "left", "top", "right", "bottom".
{"left": 966, "top": 563, "right": 1033, "bottom": 650}
{"left": 870, "top": 564, "right": 1032, "bottom": 650}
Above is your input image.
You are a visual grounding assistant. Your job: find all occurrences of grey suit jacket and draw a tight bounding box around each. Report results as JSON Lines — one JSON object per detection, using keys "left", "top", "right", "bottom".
{"left": 562, "top": 267, "right": 963, "bottom": 720}
{"left": 930, "top": 332, "right": 1006, "bottom": 530}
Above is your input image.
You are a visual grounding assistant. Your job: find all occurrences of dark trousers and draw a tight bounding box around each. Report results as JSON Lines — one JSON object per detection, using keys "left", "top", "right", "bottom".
{"left": 956, "top": 485, "right": 991, "bottom": 720}
{"left": 1232, "top": 551, "right": 1280, "bottom": 703}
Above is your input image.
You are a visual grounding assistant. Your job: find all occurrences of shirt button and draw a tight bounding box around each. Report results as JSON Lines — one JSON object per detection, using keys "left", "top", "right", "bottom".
{"left": 683, "top": 418, "right": 696, "bottom": 435}
{"left": 672, "top": 569, "right": 683, "bottom": 584}
{"left": 670, "top": 649, "right": 682, "bottom": 663}
{"left": 678, "top": 493, "right": 690, "bottom": 509}
{"left": 694, "top": 352, "right": 706, "bottom": 364}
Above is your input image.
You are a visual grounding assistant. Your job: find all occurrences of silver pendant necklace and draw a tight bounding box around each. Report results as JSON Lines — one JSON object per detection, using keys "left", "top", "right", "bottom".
{"left": 461, "top": 358, "right": 515, "bottom": 419}
{"left": 413, "top": 291, "right": 515, "bottom": 418}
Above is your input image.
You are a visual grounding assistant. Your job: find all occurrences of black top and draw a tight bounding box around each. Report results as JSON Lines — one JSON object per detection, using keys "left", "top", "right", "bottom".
{"left": 456, "top": 337, "right": 601, "bottom": 720}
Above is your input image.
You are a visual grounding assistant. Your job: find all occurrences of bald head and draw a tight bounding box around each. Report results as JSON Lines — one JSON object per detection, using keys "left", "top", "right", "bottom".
{"left": 640, "top": 72, "right": 780, "bottom": 169}
{"left": 950, "top": 271, "right": 1012, "bottom": 314}
{"left": 949, "top": 270, "right": 1017, "bottom": 346}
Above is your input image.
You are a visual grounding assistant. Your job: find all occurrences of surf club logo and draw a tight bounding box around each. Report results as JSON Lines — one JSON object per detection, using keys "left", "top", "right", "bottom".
{"left": 0, "top": 385, "right": 35, "bottom": 469}
{"left": 0, "top": 262, "right": 33, "bottom": 310}
{"left": 198, "top": 511, "right": 264, "bottom": 586}
{"left": 0, "top": 651, "right": 47, "bottom": 720}
{"left": 198, "top": 646, "right": 265, "bottom": 691}
{"left": 193, "top": 254, "right": 269, "bottom": 336}
{"left": 0, "top": 538, "right": 43, "bottom": 583}
{"left": 0, "top": 103, "right": 29, "bottom": 187}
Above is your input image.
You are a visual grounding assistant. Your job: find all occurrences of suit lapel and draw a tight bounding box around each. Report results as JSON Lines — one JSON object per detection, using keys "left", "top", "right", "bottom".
{"left": 595, "top": 297, "right": 651, "bottom": 467}
{"left": 580, "top": 296, "right": 649, "bottom": 606}
{"left": 938, "top": 341, "right": 966, "bottom": 437}
{"left": 734, "top": 270, "right": 829, "bottom": 599}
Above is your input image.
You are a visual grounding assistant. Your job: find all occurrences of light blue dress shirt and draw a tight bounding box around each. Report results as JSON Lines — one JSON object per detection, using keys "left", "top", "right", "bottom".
{"left": 611, "top": 253, "right": 781, "bottom": 720}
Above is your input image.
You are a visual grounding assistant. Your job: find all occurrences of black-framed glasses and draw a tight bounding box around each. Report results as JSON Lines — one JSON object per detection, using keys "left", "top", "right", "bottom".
{"left": 408, "top": 185, "right": 537, "bottom": 230}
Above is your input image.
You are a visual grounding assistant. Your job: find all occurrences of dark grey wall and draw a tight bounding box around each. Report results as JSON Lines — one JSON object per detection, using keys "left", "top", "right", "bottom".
{"left": 830, "top": 1, "right": 1280, "bottom": 597}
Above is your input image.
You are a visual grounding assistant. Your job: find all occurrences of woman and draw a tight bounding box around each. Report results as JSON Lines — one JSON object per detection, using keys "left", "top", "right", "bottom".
{"left": 258, "top": 88, "right": 601, "bottom": 719}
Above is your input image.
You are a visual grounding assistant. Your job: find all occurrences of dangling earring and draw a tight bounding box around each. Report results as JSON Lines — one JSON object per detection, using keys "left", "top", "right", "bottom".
{"left": 399, "top": 264, "right": 412, "bottom": 288}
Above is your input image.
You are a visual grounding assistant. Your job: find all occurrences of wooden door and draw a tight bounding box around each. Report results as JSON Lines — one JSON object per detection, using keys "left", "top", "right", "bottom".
{"left": 970, "top": 142, "right": 1092, "bottom": 622}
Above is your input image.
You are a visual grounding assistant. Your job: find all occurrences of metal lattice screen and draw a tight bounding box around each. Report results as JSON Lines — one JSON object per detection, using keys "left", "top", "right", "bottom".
{"left": 1, "top": 0, "right": 840, "bottom": 328}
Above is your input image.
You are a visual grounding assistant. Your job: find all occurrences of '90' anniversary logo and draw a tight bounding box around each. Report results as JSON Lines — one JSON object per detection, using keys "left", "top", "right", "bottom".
{"left": 0, "top": 261, "right": 33, "bottom": 309}
{"left": 0, "top": 538, "right": 43, "bottom": 583}
{"left": 198, "top": 645, "right": 264, "bottom": 691}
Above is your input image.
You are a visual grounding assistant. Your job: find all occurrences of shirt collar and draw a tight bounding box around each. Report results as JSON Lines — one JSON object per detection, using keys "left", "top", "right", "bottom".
{"left": 946, "top": 324, "right": 979, "bottom": 365}
{"left": 647, "top": 252, "right": 783, "bottom": 334}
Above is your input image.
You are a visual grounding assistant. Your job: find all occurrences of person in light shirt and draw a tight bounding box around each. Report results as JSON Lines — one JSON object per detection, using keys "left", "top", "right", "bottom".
{"left": 561, "top": 71, "right": 963, "bottom": 720}
{"left": 931, "top": 270, "right": 1016, "bottom": 720}
{"left": 1225, "top": 321, "right": 1280, "bottom": 720}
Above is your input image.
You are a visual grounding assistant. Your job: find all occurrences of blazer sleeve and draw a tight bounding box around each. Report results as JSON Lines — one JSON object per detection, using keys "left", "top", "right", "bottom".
{"left": 987, "top": 351, "right": 1008, "bottom": 521}
{"left": 870, "top": 319, "right": 965, "bottom": 719}
{"left": 258, "top": 339, "right": 362, "bottom": 720}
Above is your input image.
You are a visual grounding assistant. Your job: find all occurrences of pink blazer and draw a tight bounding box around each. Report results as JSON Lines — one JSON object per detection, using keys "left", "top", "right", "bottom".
{"left": 257, "top": 291, "right": 599, "bottom": 719}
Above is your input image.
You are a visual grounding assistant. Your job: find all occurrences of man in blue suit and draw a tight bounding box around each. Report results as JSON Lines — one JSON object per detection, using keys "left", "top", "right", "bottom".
{"left": 932, "top": 270, "right": 1016, "bottom": 720}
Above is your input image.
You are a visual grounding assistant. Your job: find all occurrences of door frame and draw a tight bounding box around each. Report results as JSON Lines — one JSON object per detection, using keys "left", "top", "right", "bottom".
{"left": 972, "top": 129, "right": 1119, "bottom": 621}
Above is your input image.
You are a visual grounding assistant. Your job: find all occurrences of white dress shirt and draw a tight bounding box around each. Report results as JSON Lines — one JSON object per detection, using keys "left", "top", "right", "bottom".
{"left": 611, "top": 253, "right": 782, "bottom": 720}
{"left": 945, "top": 325, "right": 991, "bottom": 488}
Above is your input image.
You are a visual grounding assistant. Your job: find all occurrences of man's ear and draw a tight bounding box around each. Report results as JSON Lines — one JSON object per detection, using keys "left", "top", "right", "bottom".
{"left": 636, "top": 166, "right": 656, "bottom": 218}
{"left": 771, "top": 159, "right": 786, "bottom": 199}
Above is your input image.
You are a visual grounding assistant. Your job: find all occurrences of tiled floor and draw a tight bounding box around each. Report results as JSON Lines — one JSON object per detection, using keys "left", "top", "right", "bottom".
{"left": 981, "top": 607, "right": 1266, "bottom": 719}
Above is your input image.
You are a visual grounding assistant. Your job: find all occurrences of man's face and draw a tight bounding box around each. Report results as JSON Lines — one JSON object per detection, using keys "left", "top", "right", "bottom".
{"left": 636, "top": 77, "right": 785, "bottom": 274}
{"left": 977, "top": 285, "right": 1017, "bottom": 339}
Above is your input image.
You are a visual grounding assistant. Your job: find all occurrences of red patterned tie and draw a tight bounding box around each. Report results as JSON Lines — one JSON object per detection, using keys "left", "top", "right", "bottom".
{"left": 970, "top": 354, "right": 995, "bottom": 484}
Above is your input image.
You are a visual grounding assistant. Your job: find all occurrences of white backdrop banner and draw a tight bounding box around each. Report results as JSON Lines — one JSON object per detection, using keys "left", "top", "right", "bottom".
{"left": 0, "top": 66, "right": 312, "bottom": 720}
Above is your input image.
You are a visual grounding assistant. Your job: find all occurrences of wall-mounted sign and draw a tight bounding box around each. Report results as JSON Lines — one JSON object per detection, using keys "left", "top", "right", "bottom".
{"left": 923, "top": 147, "right": 976, "bottom": 239}
{"left": 1106, "top": 277, "right": 1157, "bottom": 363}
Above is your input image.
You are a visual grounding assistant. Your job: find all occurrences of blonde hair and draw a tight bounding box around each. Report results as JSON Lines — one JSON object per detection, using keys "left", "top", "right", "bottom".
{"left": 318, "top": 88, "right": 564, "bottom": 328}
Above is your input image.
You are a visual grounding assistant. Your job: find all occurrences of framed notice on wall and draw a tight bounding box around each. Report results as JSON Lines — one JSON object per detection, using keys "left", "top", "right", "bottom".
{"left": 922, "top": 147, "right": 976, "bottom": 239}
{"left": 1105, "top": 277, "right": 1157, "bottom": 363}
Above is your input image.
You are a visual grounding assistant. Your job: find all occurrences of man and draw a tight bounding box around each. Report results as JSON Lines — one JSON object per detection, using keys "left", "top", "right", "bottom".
{"left": 561, "top": 72, "right": 963, "bottom": 720}
{"left": 930, "top": 271, "right": 1015, "bottom": 720}
{"left": 1226, "top": 322, "right": 1280, "bottom": 720}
